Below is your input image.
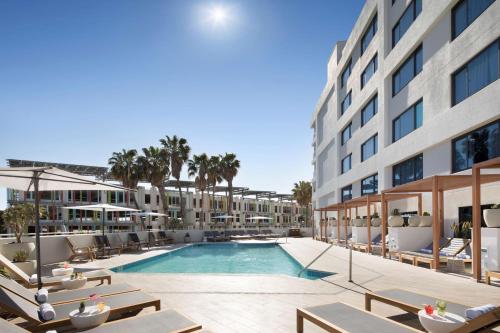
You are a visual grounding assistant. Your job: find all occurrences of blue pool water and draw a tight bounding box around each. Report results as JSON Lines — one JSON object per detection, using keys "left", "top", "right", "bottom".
{"left": 112, "top": 243, "right": 333, "bottom": 280}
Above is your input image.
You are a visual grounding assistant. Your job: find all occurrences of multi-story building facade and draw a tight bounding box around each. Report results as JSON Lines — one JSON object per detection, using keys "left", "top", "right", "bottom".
{"left": 311, "top": 0, "right": 500, "bottom": 234}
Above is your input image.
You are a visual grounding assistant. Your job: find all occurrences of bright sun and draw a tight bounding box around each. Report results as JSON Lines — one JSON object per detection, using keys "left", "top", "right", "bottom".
{"left": 207, "top": 5, "right": 230, "bottom": 27}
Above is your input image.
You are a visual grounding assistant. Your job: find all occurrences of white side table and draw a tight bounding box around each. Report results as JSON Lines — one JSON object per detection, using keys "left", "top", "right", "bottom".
{"left": 418, "top": 310, "right": 466, "bottom": 333}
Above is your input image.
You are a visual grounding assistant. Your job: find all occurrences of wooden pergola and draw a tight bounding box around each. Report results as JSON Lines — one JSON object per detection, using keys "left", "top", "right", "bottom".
{"left": 472, "top": 156, "right": 500, "bottom": 281}
{"left": 383, "top": 173, "right": 500, "bottom": 273}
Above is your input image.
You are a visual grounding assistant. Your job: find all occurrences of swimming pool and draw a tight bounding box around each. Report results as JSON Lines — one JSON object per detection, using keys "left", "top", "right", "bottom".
{"left": 112, "top": 243, "right": 333, "bottom": 280}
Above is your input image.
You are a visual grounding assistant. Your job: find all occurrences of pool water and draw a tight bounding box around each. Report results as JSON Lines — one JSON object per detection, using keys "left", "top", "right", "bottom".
{"left": 112, "top": 243, "right": 333, "bottom": 280}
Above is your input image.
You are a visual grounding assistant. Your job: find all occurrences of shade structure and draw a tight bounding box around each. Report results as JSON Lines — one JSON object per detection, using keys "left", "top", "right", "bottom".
{"left": 0, "top": 166, "right": 133, "bottom": 289}
{"left": 132, "top": 212, "right": 168, "bottom": 231}
{"left": 63, "top": 204, "right": 139, "bottom": 256}
{"left": 248, "top": 216, "right": 273, "bottom": 220}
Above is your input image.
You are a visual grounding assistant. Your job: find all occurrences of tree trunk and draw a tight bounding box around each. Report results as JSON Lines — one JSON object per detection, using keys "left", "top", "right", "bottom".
{"left": 200, "top": 190, "right": 204, "bottom": 229}
{"left": 176, "top": 179, "right": 184, "bottom": 220}
{"left": 227, "top": 179, "right": 233, "bottom": 216}
{"left": 157, "top": 185, "right": 169, "bottom": 228}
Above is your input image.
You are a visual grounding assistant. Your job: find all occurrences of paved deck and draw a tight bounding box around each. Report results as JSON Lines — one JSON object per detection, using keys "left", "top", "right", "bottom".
{"left": 70, "top": 238, "right": 500, "bottom": 332}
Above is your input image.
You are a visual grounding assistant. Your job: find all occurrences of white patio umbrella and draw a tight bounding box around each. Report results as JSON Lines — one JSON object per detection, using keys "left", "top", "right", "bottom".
{"left": 215, "top": 215, "right": 235, "bottom": 233}
{"left": 248, "top": 216, "right": 273, "bottom": 231}
{"left": 0, "top": 167, "right": 133, "bottom": 289}
{"left": 132, "top": 212, "right": 167, "bottom": 231}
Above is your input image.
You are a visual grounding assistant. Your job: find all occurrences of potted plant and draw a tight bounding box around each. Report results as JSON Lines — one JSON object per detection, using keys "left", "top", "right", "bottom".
{"left": 371, "top": 212, "right": 381, "bottom": 227}
{"left": 388, "top": 209, "right": 404, "bottom": 227}
{"left": 408, "top": 214, "right": 420, "bottom": 227}
{"left": 483, "top": 204, "right": 500, "bottom": 227}
{"left": 12, "top": 250, "right": 37, "bottom": 275}
{"left": 1, "top": 204, "right": 41, "bottom": 260}
{"left": 419, "top": 211, "right": 432, "bottom": 227}
{"left": 353, "top": 216, "right": 364, "bottom": 227}
{"left": 330, "top": 217, "right": 337, "bottom": 226}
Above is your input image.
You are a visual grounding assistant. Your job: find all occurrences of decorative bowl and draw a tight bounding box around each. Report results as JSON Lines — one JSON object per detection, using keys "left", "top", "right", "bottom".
{"left": 418, "top": 310, "right": 465, "bottom": 333}
{"left": 69, "top": 305, "right": 110, "bottom": 329}
{"left": 52, "top": 267, "right": 74, "bottom": 276}
{"left": 61, "top": 277, "right": 87, "bottom": 290}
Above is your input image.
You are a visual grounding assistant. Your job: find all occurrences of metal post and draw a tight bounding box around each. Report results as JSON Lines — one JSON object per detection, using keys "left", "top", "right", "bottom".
{"left": 348, "top": 243, "right": 353, "bottom": 282}
{"left": 33, "top": 172, "right": 42, "bottom": 290}
{"left": 101, "top": 208, "right": 105, "bottom": 258}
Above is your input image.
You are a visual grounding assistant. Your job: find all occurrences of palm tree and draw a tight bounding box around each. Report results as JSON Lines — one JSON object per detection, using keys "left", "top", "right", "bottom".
{"left": 137, "top": 146, "right": 170, "bottom": 225}
{"left": 108, "top": 149, "right": 141, "bottom": 208}
{"left": 188, "top": 153, "right": 209, "bottom": 228}
{"left": 160, "top": 135, "right": 191, "bottom": 221}
{"left": 207, "top": 155, "right": 222, "bottom": 220}
{"left": 219, "top": 153, "right": 241, "bottom": 216}
{"left": 292, "top": 181, "right": 312, "bottom": 227}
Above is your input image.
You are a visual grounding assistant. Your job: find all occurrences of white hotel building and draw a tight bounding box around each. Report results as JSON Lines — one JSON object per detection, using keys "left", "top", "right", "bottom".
{"left": 311, "top": 0, "right": 500, "bottom": 234}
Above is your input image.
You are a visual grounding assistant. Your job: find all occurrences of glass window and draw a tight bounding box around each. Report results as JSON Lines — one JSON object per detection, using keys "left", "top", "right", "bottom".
{"left": 452, "top": 40, "right": 500, "bottom": 105}
{"left": 341, "top": 154, "right": 352, "bottom": 174}
{"left": 361, "top": 15, "right": 377, "bottom": 55}
{"left": 393, "top": 154, "right": 423, "bottom": 186}
{"left": 393, "top": 45, "right": 423, "bottom": 96}
{"left": 341, "top": 123, "right": 352, "bottom": 145}
{"left": 392, "top": 0, "right": 422, "bottom": 47}
{"left": 361, "top": 54, "right": 378, "bottom": 89}
{"left": 361, "top": 94, "right": 378, "bottom": 126}
{"left": 341, "top": 91, "right": 352, "bottom": 115}
{"left": 452, "top": 0, "right": 495, "bottom": 39}
{"left": 361, "top": 134, "right": 378, "bottom": 162}
{"left": 361, "top": 174, "right": 378, "bottom": 195}
{"left": 145, "top": 194, "right": 151, "bottom": 204}
{"left": 452, "top": 120, "right": 500, "bottom": 172}
{"left": 341, "top": 185, "right": 352, "bottom": 202}
{"left": 341, "top": 59, "right": 352, "bottom": 88}
{"left": 393, "top": 99, "right": 423, "bottom": 142}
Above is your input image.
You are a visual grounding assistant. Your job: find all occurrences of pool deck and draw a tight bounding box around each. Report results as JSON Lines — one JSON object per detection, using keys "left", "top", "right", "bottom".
{"left": 71, "top": 238, "right": 500, "bottom": 333}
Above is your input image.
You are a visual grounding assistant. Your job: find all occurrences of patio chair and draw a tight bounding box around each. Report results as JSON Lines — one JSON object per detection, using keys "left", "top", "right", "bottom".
{"left": 0, "top": 285, "right": 160, "bottom": 332}
{"left": 365, "top": 289, "right": 500, "bottom": 333}
{"left": 0, "top": 253, "right": 112, "bottom": 288}
{"left": 297, "top": 302, "right": 421, "bottom": 333}
{"left": 94, "top": 235, "right": 123, "bottom": 257}
{"left": 0, "top": 274, "right": 138, "bottom": 305}
{"left": 0, "top": 309, "right": 202, "bottom": 333}
{"left": 128, "top": 233, "right": 150, "bottom": 250}
{"left": 404, "top": 238, "right": 469, "bottom": 267}
{"left": 389, "top": 237, "right": 451, "bottom": 264}
{"left": 65, "top": 237, "right": 96, "bottom": 262}
{"left": 353, "top": 234, "right": 381, "bottom": 252}
{"left": 157, "top": 230, "right": 174, "bottom": 245}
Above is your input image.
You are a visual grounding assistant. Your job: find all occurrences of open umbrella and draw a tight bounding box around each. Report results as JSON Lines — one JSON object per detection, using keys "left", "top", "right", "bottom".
{"left": 248, "top": 216, "right": 273, "bottom": 231}
{"left": 63, "top": 203, "right": 138, "bottom": 233}
{"left": 0, "top": 166, "right": 133, "bottom": 289}
{"left": 132, "top": 212, "right": 168, "bottom": 238}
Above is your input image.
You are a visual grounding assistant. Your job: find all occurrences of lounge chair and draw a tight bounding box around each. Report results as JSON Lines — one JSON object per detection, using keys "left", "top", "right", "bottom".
{"left": 0, "top": 274, "right": 139, "bottom": 305}
{"left": 203, "top": 231, "right": 224, "bottom": 242}
{"left": 365, "top": 289, "right": 500, "bottom": 332}
{"left": 0, "top": 285, "right": 160, "bottom": 332}
{"left": 353, "top": 234, "right": 381, "bottom": 252}
{"left": 0, "top": 309, "right": 202, "bottom": 333}
{"left": 398, "top": 238, "right": 468, "bottom": 267}
{"left": 94, "top": 235, "right": 123, "bottom": 257}
{"left": 228, "top": 230, "right": 251, "bottom": 240}
{"left": 297, "top": 302, "right": 421, "bottom": 333}
{"left": 0, "top": 253, "right": 112, "bottom": 288}
{"left": 486, "top": 271, "right": 500, "bottom": 285}
{"left": 260, "top": 229, "right": 280, "bottom": 238}
{"left": 157, "top": 231, "right": 174, "bottom": 245}
{"left": 389, "top": 237, "right": 450, "bottom": 263}
{"left": 128, "top": 233, "right": 150, "bottom": 250}
{"left": 65, "top": 237, "right": 96, "bottom": 262}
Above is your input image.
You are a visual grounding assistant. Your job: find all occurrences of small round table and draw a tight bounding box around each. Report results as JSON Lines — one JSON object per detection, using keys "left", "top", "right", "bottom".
{"left": 418, "top": 310, "right": 466, "bottom": 333}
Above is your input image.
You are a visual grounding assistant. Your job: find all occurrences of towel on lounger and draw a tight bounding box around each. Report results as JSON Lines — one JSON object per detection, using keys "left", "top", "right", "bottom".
{"left": 30, "top": 274, "right": 38, "bottom": 284}
{"left": 419, "top": 248, "right": 432, "bottom": 254}
{"left": 465, "top": 304, "right": 496, "bottom": 319}
{"left": 35, "top": 288, "right": 48, "bottom": 303}
{"left": 39, "top": 303, "right": 56, "bottom": 321}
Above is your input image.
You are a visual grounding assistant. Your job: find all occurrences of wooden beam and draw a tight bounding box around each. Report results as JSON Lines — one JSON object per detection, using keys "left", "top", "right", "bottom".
{"left": 381, "top": 193, "right": 387, "bottom": 258}
{"left": 417, "top": 193, "right": 422, "bottom": 216}
{"left": 439, "top": 190, "right": 444, "bottom": 237}
{"left": 472, "top": 166, "right": 482, "bottom": 281}
{"left": 337, "top": 209, "right": 341, "bottom": 244}
{"left": 432, "top": 177, "right": 439, "bottom": 270}
{"left": 367, "top": 197, "right": 372, "bottom": 254}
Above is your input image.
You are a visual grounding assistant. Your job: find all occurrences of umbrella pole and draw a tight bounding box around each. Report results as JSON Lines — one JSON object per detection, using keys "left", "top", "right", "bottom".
{"left": 33, "top": 172, "right": 42, "bottom": 290}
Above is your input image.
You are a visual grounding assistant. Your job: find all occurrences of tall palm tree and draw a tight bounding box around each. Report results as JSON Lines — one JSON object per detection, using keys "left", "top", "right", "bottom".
{"left": 137, "top": 146, "right": 170, "bottom": 225}
{"left": 108, "top": 149, "right": 141, "bottom": 208}
{"left": 292, "top": 181, "right": 312, "bottom": 227}
{"left": 219, "top": 153, "right": 241, "bottom": 216}
{"left": 160, "top": 135, "right": 191, "bottom": 220}
{"left": 188, "top": 153, "right": 209, "bottom": 228}
{"left": 207, "top": 155, "right": 222, "bottom": 219}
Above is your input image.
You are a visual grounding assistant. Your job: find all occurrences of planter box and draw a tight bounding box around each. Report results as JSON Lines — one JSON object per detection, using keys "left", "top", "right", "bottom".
{"left": 351, "top": 226, "right": 381, "bottom": 244}
{"left": 388, "top": 227, "right": 432, "bottom": 251}
{"left": 12, "top": 260, "right": 37, "bottom": 276}
{"left": 481, "top": 227, "right": 500, "bottom": 271}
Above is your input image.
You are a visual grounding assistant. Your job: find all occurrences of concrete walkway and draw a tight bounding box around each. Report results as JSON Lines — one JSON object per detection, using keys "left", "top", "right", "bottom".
{"left": 70, "top": 238, "right": 499, "bottom": 332}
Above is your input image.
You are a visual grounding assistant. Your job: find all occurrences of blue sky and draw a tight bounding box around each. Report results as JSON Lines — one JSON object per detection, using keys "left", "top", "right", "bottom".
{"left": 0, "top": 0, "right": 364, "bottom": 208}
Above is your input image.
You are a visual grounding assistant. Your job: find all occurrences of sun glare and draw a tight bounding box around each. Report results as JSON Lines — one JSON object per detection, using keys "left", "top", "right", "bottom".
{"left": 209, "top": 6, "right": 228, "bottom": 25}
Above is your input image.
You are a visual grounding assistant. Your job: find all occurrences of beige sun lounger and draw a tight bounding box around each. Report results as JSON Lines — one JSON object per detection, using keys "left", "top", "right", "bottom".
{"left": 0, "top": 274, "right": 139, "bottom": 305}
{"left": 365, "top": 289, "right": 500, "bottom": 333}
{"left": 0, "top": 253, "right": 111, "bottom": 288}
{"left": 297, "top": 302, "right": 421, "bottom": 333}
{"left": 0, "top": 285, "right": 160, "bottom": 332}
{"left": 399, "top": 238, "right": 470, "bottom": 267}
{"left": 1, "top": 309, "right": 202, "bottom": 333}
{"left": 486, "top": 271, "right": 500, "bottom": 285}
{"left": 65, "top": 237, "right": 96, "bottom": 262}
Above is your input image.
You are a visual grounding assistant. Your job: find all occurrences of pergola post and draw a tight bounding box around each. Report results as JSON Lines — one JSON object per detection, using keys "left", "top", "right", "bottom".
{"left": 417, "top": 193, "right": 422, "bottom": 216}
{"left": 439, "top": 190, "right": 444, "bottom": 237}
{"left": 381, "top": 193, "right": 387, "bottom": 258}
{"left": 367, "top": 197, "right": 371, "bottom": 254}
{"left": 432, "top": 177, "right": 440, "bottom": 270}
{"left": 472, "top": 166, "right": 481, "bottom": 281}
{"left": 319, "top": 210, "right": 323, "bottom": 241}
{"left": 344, "top": 204, "right": 348, "bottom": 248}
{"left": 337, "top": 208, "right": 341, "bottom": 244}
